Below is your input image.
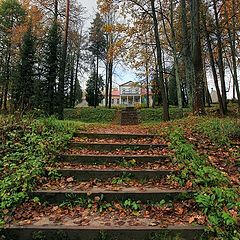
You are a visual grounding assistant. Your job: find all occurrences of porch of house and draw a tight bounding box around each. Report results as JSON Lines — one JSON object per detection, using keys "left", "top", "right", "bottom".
{"left": 120, "top": 96, "right": 141, "bottom": 106}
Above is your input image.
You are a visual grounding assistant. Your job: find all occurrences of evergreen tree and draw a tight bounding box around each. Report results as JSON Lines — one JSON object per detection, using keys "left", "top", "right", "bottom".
{"left": 0, "top": 0, "right": 25, "bottom": 110}
{"left": 45, "top": 19, "right": 60, "bottom": 115}
{"left": 86, "top": 73, "right": 104, "bottom": 107}
{"left": 13, "top": 24, "right": 35, "bottom": 112}
{"left": 89, "top": 12, "right": 106, "bottom": 61}
{"left": 74, "top": 79, "right": 82, "bottom": 105}
{"left": 58, "top": 0, "right": 70, "bottom": 120}
{"left": 89, "top": 12, "right": 106, "bottom": 108}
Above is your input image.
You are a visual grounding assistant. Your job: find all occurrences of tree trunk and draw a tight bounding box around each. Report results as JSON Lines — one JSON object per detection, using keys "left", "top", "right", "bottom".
{"left": 202, "top": 12, "right": 224, "bottom": 115}
{"left": 3, "top": 83, "right": 8, "bottom": 111}
{"left": 108, "top": 60, "right": 113, "bottom": 109}
{"left": 48, "top": 0, "right": 58, "bottom": 115}
{"left": 181, "top": 0, "right": 193, "bottom": 107}
{"left": 190, "top": 0, "right": 205, "bottom": 115}
{"left": 213, "top": 0, "right": 227, "bottom": 113}
{"left": 94, "top": 55, "right": 99, "bottom": 108}
{"left": 203, "top": 59, "right": 211, "bottom": 107}
{"left": 144, "top": 33, "right": 150, "bottom": 108}
{"left": 170, "top": 0, "right": 182, "bottom": 114}
{"left": 73, "top": 52, "right": 80, "bottom": 107}
{"left": 58, "top": 0, "right": 70, "bottom": 119}
{"left": 3, "top": 48, "right": 11, "bottom": 111}
{"left": 150, "top": 0, "right": 169, "bottom": 121}
{"left": 105, "top": 62, "right": 109, "bottom": 107}
{"left": 69, "top": 55, "right": 75, "bottom": 108}
{"left": 0, "top": 86, "right": 3, "bottom": 109}
{"left": 224, "top": 0, "right": 240, "bottom": 106}
{"left": 145, "top": 61, "right": 150, "bottom": 108}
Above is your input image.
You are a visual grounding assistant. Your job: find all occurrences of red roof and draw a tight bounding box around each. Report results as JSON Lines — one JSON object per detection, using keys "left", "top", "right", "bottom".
{"left": 112, "top": 90, "right": 120, "bottom": 96}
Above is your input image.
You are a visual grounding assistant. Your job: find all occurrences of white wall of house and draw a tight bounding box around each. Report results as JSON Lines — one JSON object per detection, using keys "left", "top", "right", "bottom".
{"left": 120, "top": 82, "right": 141, "bottom": 106}
{"left": 101, "top": 81, "right": 153, "bottom": 107}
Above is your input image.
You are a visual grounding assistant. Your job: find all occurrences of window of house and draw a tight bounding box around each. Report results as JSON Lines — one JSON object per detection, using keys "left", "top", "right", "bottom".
{"left": 117, "top": 99, "right": 120, "bottom": 104}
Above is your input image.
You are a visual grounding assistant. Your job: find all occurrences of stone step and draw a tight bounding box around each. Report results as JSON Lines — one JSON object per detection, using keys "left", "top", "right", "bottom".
{"left": 3, "top": 225, "right": 206, "bottom": 240}
{"left": 121, "top": 113, "right": 138, "bottom": 116}
{"left": 31, "top": 189, "right": 193, "bottom": 203}
{"left": 120, "top": 109, "right": 139, "bottom": 125}
{"left": 60, "top": 154, "right": 170, "bottom": 164}
{"left": 69, "top": 142, "right": 167, "bottom": 151}
{"left": 121, "top": 121, "right": 139, "bottom": 126}
{"left": 121, "top": 112, "right": 138, "bottom": 116}
{"left": 57, "top": 169, "right": 176, "bottom": 181}
{"left": 73, "top": 132, "right": 159, "bottom": 139}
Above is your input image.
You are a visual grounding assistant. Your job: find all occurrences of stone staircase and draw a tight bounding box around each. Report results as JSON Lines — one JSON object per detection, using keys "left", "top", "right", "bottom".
{"left": 120, "top": 107, "right": 139, "bottom": 125}
{"left": 3, "top": 131, "right": 206, "bottom": 240}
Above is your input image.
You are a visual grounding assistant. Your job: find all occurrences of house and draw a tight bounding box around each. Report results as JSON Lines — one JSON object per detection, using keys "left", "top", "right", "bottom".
{"left": 210, "top": 88, "right": 218, "bottom": 103}
{"left": 119, "top": 81, "right": 142, "bottom": 105}
{"left": 102, "top": 81, "right": 153, "bottom": 106}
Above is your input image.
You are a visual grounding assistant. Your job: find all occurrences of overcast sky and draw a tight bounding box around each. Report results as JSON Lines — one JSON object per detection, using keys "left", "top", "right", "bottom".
{"left": 80, "top": 0, "right": 96, "bottom": 28}
{"left": 78, "top": 0, "right": 137, "bottom": 89}
{"left": 80, "top": 0, "right": 96, "bottom": 11}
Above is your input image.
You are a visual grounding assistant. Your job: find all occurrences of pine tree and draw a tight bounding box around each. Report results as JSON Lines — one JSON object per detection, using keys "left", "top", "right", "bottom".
{"left": 74, "top": 79, "right": 83, "bottom": 105}
{"left": 58, "top": 0, "right": 70, "bottom": 119}
{"left": 89, "top": 12, "right": 106, "bottom": 108}
{"left": 13, "top": 24, "right": 35, "bottom": 112}
{"left": 0, "top": 0, "right": 25, "bottom": 110}
{"left": 89, "top": 12, "right": 106, "bottom": 61}
{"left": 86, "top": 73, "right": 104, "bottom": 107}
{"left": 45, "top": 19, "right": 60, "bottom": 115}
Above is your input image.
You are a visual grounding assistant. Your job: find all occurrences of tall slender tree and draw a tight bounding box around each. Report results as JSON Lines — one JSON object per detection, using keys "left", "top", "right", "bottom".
{"left": 45, "top": 0, "right": 59, "bottom": 115}
{"left": 58, "top": 0, "right": 70, "bottom": 119}
{"left": 89, "top": 12, "right": 106, "bottom": 108}
{"left": 150, "top": 0, "right": 169, "bottom": 121}
{"left": 190, "top": 0, "right": 205, "bottom": 115}
{"left": 13, "top": 24, "right": 35, "bottom": 112}
{"left": 0, "top": 0, "right": 25, "bottom": 110}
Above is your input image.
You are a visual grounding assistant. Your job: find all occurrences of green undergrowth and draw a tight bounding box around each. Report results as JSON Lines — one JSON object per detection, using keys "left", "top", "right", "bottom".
{"left": 64, "top": 106, "right": 190, "bottom": 124}
{"left": 196, "top": 117, "right": 240, "bottom": 146}
{"left": 139, "top": 107, "right": 190, "bottom": 123}
{"left": 58, "top": 194, "right": 143, "bottom": 213}
{"left": 64, "top": 108, "right": 116, "bottom": 123}
{"left": 169, "top": 128, "right": 240, "bottom": 239}
{"left": 0, "top": 116, "right": 80, "bottom": 226}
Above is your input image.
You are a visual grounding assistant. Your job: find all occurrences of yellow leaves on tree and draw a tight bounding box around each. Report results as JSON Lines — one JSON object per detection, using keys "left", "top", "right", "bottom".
{"left": 97, "top": 0, "right": 114, "bottom": 14}
{"left": 11, "top": 2, "right": 44, "bottom": 46}
{"left": 104, "top": 23, "right": 127, "bottom": 33}
{"left": 107, "top": 39, "right": 125, "bottom": 61}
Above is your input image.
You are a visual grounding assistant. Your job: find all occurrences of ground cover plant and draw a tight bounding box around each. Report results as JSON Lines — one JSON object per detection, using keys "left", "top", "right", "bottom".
{"left": 64, "top": 108, "right": 116, "bottom": 123}
{"left": 139, "top": 107, "right": 190, "bottom": 123}
{"left": 0, "top": 115, "right": 80, "bottom": 226}
{"left": 64, "top": 106, "right": 190, "bottom": 124}
{"left": 196, "top": 117, "right": 240, "bottom": 146}
{"left": 169, "top": 127, "right": 240, "bottom": 239}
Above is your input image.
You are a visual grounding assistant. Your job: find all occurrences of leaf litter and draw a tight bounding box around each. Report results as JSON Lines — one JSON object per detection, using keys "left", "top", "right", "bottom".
{"left": 7, "top": 199, "right": 206, "bottom": 228}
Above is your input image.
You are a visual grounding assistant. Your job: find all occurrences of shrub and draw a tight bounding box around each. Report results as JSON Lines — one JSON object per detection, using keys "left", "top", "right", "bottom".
{"left": 169, "top": 128, "right": 240, "bottom": 239}
{"left": 197, "top": 118, "right": 240, "bottom": 146}
{"left": 64, "top": 108, "right": 116, "bottom": 123}
{"left": 139, "top": 107, "right": 189, "bottom": 123}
